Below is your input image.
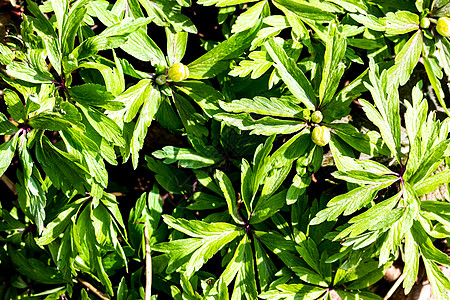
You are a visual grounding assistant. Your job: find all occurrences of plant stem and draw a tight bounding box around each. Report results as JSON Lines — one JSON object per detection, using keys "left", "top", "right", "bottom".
{"left": 144, "top": 224, "right": 152, "bottom": 300}
{"left": 384, "top": 272, "right": 406, "bottom": 300}
{"left": 1, "top": 175, "right": 17, "bottom": 195}
{"left": 77, "top": 276, "right": 110, "bottom": 300}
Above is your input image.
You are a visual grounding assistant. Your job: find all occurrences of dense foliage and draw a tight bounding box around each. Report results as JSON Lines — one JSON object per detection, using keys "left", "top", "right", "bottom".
{"left": 1, "top": 0, "right": 450, "bottom": 299}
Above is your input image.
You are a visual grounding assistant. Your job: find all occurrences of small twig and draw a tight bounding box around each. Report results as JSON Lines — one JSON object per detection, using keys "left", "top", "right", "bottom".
{"left": 1, "top": 174, "right": 17, "bottom": 195}
{"left": 77, "top": 276, "right": 110, "bottom": 300}
{"left": 144, "top": 224, "right": 152, "bottom": 300}
{"left": 384, "top": 272, "right": 406, "bottom": 300}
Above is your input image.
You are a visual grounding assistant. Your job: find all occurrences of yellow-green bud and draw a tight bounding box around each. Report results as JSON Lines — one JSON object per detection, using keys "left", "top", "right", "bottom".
{"left": 155, "top": 74, "right": 167, "bottom": 85}
{"left": 436, "top": 17, "right": 450, "bottom": 37}
{"left": 302, "top": 109, "right": 311, "bottom": 120}
{"left": 420, "top": 17, "right": 430, "bottom": 29}
{"left": 311, "top": 126, "right": 330, "bottom": 147}
{"left": 311, "top": 111, "right": 323, "bottom": 123}
{"left": 168, "top": 62, "right": 189, "bottom": 82}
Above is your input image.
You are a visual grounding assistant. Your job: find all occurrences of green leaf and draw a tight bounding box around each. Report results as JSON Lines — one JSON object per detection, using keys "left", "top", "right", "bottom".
{"left": 175, "top": 81, "right": 223, "bottom": 117}
{"left": 414, "top": 169, "right": 450, "bottom": 196}
{"left": 330, "top": 123, "right": 389, "bottom": 156}
{"left": 215, "top": 170, "right": 245, "bottom": 225}
{"left": 121, "top": 29, "right": 166, "bottom": 66}
{"left": 7, "top": 244, "right": 64, "bottom": 285}
{"left": 166, "top": 28, "right": 188, "bottom": 66}
{"left": 0, "top": 134, "right": 18, "bottom": 178}
{"left": 259, "top": 283, "right": 325, "bottom": 299}
{"left": 384, "top": 11, "right": 420, "bottom": 34}
{"left": 412, "top": 221, "right": 450, "bottom": 266}
{"left": 107, "top": 79, "right": 153, "bottom": 125}
{"left": 26, "top": 0, "right": 57, "bottom": 37}
{"left": 291, "top": 266, "right": 329, "bottom": 287}
{"left": 335, "top": 192, "right": 401, "bottom": 240}
{"left": 265, "top": 39, "right": 315, "bottom": 109}
{"left": 16, "top": 168, "right": 47, "bottom": 234}
{"left": 79, "top": 105, "right": 126, "bottom": 147}
{"left": 219, "top": 96, "right": 304, "bottom": 118}
{"left": 130, "top": 87, "right": 162, "bottom": 168}
{"left": 423, "top": 258, "right": 450, "bottom": 300}
{"left": 69, "top": 84, "right": 116, "bottom": 108}
{"left": 198, "top": 0, "right": 257, "bottom": 6}
{"left": 37, "top": 198, "right": 86, "bottom": 245}
{"left": 359, "top": 99, "right": 400, "bottom": 163}
{"left": 4, "top": 89, "right": 26, "bottom": 123}
{"left": 423, "top": 56, "right": 449, "bottom": 116}
{"left": 310, "top": 181, "right": 393, "bottom": 225}
{"left": 139, "top": 0, "right": 197, "bottom": 33}
{"left": 231, "top": 1, "right": 267, "bottom": 34}
{"left": 403, "top": 231, "right": 419, "bottom": 294}
{"left": 387, "top": 31, "right": 423, "bottom": 88}
{"left": 61, "top": 2, "right": 87, "bottom": 55}
{"left": 250, "top": 190, "right": 287, "bottom": 224}
{"left": 6, "top": 61, "right": 53, "bottom": 84}
{"left": 0, "top": 42, "right": 15, "bottom": 65}
{"left": 35, "top": 135, "right": 91, "bottom": 195}
{"left": 153, "top": 146, "right": 220, "bottom": 169}
{"left": 0, "top": 113, "right": 18, "bottom": 135}
{"left": 215, "top": 112, "right": 306, "bottom": 135}
{"left": 28, "top": 102, "right": 82, "bottom": 131}
{"left": 319, "top": 22, "right": 347, "bottom": 107}
{"left": 161, "top": 215, "right": 241, "bottom": 277}
{"left": 349, "top": 13, "right": 385, "bottom": 31}
{"left": 408, "top": 140, "right": 450, "bottom": 185}
{"left": 273, "top": 0, "right": 335, "bottom": 22}
{"left": 146, "top": 156, "right": 190, "bottom": 194}
{"left": 188, "top": 24, "right": 261, "bottom": 79}
{"left": 229, "top": 235, "right": 258, "bottom": 299}
{"left": 253, "top": 236, "right": 277, "bottom": 291}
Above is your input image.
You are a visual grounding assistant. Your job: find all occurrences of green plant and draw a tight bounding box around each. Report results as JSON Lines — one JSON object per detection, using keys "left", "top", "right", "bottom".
{"left": 0, "top": 0, "right": 450, "bottom": 299}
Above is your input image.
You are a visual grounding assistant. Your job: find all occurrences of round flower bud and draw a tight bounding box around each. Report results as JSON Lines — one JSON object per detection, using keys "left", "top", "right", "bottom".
{"left": 436, "top": 17, "right": 450, "bottom": 37}
{"left": 311, "top": 126, "right": 330, "bottom": 147}
{"left": 168, "top": 62, "right": 189, "bottom": 82}
{"left": 155, "top": 74, "right": 167, "bottom": 85}
{"left": 311, "top": 111, "right": 323, "bottom": 123}
{"left": 302, "top": 109, "right": 311, "bottom": 120}
{"left": 420, "top": 17, "right": 430, "bottom": 29}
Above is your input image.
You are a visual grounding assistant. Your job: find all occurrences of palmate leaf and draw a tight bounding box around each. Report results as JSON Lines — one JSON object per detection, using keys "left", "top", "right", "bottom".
{"left": 157, "top": 215, "right": 241, "bottom": 278}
